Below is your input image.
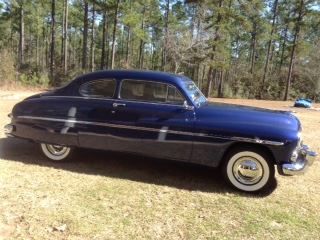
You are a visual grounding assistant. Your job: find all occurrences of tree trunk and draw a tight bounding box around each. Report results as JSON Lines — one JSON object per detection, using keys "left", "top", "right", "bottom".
{"left": 91, "top": 4, "right": 95, "bottom": 72}
{"left": 206, "top": 67, "right": 215, "bottom": 97}
{"left": 82, "top": 0, "right": 89, "bottom": 70}
{"left": 193, "top": 2, "right": 203, "bottom": 85}
{"left": 162, "top": 0, "right": 170, "bottom": 71}
{"left": 218, "top": 69, "right": 224, "bottom": 98}
{"left": 50, "top": 0, "right": 56, "bottom": 82}
{"left": 123, "top": 0, "right": 133, "bottom": 67}
{"left": 44, "top": 24, "right": 49, "bottom": 69}
{"left": 61, "top": 0, "right": 69, "bottom": 75}
{"left": 36, "top": 8, "right": 40, "bottom": 66}
{"left": 63, "top": 0, "right": 69, "bottom": 74}
{"left": 279, "top": 24, "right": 288, "bottom": 73}
{"left": 19, "top": 0, "right": 25, "bottom": 63}
{"left": 250, "top": 27, "right": 256, "bottom": 75}
{"left": 126, "top": 26, "right": 131, "bottom": 65}
{"left": 101, "top": 6, "right": 107, "bottom": 69}
{"left": 205, "top": 0, "right": 224, "bottom": 97}
{"left": 284, "top": 0, "right": 304, "bottom": 101}
{"left": 139, "top": 6, "right": 146, "bottom": 69}
{"left": 111, "top": 0, "right": 120, "bottom": 69}
{"left": 261, "top": 0, "right": 278, "bottom": 97}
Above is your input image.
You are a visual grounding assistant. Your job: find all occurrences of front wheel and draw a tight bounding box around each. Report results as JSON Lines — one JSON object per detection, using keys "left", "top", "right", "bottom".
{"left": 40, "top": 143, "right": 74, "bottom": 162}
{"left": 222, "top": 147, "right": 275, "bottom": 193}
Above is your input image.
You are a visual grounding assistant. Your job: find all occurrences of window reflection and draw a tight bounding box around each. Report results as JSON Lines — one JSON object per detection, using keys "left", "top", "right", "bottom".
{"left": 80, "top": 79, "right": 116, "bottom": 98}
{"left": 183, "top": 82, "right": 207, "bottom": 104}
{"left": 121, "top": 80, "right": 185, "bottom": 104}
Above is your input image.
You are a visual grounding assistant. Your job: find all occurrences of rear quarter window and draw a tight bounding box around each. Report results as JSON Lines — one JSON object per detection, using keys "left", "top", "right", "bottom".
{"left": 80, "top": 79, "right": 116, "bottom": 98}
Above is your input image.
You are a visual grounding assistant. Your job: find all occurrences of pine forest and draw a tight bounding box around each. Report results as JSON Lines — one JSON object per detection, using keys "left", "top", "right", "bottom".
{"left": 0, "top": 0, "right": 320, "bottom": 100}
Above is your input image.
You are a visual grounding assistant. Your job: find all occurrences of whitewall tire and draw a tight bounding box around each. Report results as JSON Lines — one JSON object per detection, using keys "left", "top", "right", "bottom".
{"left": 223, "top": 147, "right": 275, "bottom": 193}
{"left": 40, "top": 143, "right": 74, "bottom": 162}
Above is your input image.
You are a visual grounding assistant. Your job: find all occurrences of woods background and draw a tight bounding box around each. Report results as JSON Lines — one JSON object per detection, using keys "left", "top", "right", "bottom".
{"left": 0, "top": 0, "right": 319, "bottom": 101}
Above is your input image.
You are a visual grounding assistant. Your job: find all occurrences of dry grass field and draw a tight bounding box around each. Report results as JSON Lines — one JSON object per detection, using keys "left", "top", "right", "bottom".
{"left": 0, "top": 91, "right": 319, "bottom": 239}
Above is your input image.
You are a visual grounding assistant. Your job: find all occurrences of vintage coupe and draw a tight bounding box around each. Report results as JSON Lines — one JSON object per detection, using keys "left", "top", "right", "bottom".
{"left": 4, "top": 70, "right": 317, "bottom": 192}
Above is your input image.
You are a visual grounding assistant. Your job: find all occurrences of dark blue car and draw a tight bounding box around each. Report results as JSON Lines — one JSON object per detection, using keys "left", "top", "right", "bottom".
{"left": 4, "top": 70, "right": 317, "bottom": 193}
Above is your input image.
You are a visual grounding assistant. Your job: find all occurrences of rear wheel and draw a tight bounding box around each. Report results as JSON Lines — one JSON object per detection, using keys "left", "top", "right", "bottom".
{"left": 40, "top": 143, "right": 74, "bottom": 162}
{"left": 222, "top": 147, "right": 275, "bottom": 193}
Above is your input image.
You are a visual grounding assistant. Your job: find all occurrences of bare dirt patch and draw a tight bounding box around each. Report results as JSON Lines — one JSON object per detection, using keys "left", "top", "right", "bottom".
{"left": 1, "top": 92, "right": 319, "bottom": 239}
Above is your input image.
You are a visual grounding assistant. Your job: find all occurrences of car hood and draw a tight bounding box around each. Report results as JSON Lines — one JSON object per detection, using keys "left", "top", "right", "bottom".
{"left": 195, "top": 101, "right": 300, "bottom": 142}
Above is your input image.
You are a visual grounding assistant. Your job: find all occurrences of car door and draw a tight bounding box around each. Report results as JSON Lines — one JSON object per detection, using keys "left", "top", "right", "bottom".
{"left": 108, "top": 80, "right": 195, "bottom": 161}
{"left": 76, "top": 79, "right": 116, "bottom": 150}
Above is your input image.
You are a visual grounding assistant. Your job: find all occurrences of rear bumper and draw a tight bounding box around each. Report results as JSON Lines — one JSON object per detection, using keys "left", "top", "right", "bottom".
{"left": 280, "top": 145, "right": 317, "bottom": 176}
{"left": 4, "top": 124, "right": 14, "bottom": 138}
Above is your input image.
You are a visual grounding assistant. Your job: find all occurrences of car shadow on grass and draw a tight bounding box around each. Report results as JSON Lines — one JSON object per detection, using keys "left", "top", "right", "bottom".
{"left": 0, "top": 137, "right": 277, "bottom": 197}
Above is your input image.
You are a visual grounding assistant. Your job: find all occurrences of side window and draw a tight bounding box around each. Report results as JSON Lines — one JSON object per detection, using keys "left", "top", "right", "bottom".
{"left": 121, "top": 80, "right": 144, "bottom": 100}
{"left": 168, "top": 86, "right": 184, "bottom": 104}
{"left": 121, "top": 80, "right": 185, "bottom": 104}
{"left": 80, "top": 80, "right": 116, "bottom": 98}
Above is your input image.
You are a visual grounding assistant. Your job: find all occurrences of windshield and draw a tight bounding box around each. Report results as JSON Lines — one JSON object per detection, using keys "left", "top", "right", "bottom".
{"left": 183, "top": 82, "right": 207, "bottom": 104}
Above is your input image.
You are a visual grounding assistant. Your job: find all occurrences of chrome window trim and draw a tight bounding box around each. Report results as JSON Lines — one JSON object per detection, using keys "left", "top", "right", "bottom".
{"left": 120, "top": 79, "right": 186, "bottom": 104}
{"left": 182, "top": 81, "right": 207, "bottom": 104}
{"left": 79, "top": 79, "right": 116, "bottom": 98}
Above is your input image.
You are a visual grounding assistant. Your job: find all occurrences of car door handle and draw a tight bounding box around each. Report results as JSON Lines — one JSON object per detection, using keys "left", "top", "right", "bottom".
{"left": 113, "top": 103, "right": 126, "bottom": 107}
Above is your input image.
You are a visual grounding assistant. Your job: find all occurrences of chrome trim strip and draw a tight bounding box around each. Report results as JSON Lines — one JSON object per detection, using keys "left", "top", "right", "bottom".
{"left": 41, "top": 96, "right": 115, "bottom": 101}
{"left": 108, "top": 123, "right": 194, "bottom": 136}
{"left": 16, "top": 116, "right": 193, "bottom": 136}
{"left": 16, "top": 115, "right": 285, "bottom": 146}
{"left": 263, "top": 141, "right": 284, "bottom": 146}
{"left": 194, "top": 133, "right": 230, "bottom": 141}
{"left": 194, "top": 134, "right": 284, "bottom": 146}
{"left": 17, "top": 116, "right": 106, "bottom": 126}
{"left": 231, "top": 136, "right": 284, "bottom": 146}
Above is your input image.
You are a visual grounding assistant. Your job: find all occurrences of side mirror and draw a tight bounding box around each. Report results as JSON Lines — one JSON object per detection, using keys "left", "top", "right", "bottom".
{"left": 183, "top": 101, "right": 194, "bottom": 111}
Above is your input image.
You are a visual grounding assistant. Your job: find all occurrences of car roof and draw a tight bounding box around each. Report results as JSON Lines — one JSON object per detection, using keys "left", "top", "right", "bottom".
{"left": 76, "top": 70, "right": 190, "bottom": 83}
{"left": 55, "top": 70, "right": 193, "bottom": 96}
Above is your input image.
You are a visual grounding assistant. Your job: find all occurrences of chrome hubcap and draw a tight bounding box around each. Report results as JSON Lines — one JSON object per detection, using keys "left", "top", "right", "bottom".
{"left": 46, "top": 145, "right": 68, "bottom": 156}
{"left": 233, "top": 157, "right": 263, "bottom": 185}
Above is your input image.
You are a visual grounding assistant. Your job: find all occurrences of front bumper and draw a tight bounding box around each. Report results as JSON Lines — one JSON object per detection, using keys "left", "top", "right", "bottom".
{"left": 280, "top": 145, "right": 317, "bottom": 176}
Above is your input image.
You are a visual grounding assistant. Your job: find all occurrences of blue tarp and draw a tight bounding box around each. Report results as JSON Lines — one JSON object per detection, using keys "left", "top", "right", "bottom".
{"left": 294, "top": 98, "right": 313, "bottom": 108}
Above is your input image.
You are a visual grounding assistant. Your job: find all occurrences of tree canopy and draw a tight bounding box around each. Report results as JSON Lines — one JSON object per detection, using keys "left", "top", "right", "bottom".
{"left": 0, "top": 0, "right": 320, "bottom": 100}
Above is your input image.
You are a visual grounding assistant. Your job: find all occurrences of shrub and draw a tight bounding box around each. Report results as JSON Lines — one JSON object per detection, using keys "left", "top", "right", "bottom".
{"left": 0, "top": 49, "right": 16, "bottom": 88}
{"left": 18, "top": 63, "right": 50, "bottom": 88}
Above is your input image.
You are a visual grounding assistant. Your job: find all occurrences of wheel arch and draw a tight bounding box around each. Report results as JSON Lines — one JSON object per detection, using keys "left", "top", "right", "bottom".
{"left": 219, "top": 142, "right": 276, "bottom": 168}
